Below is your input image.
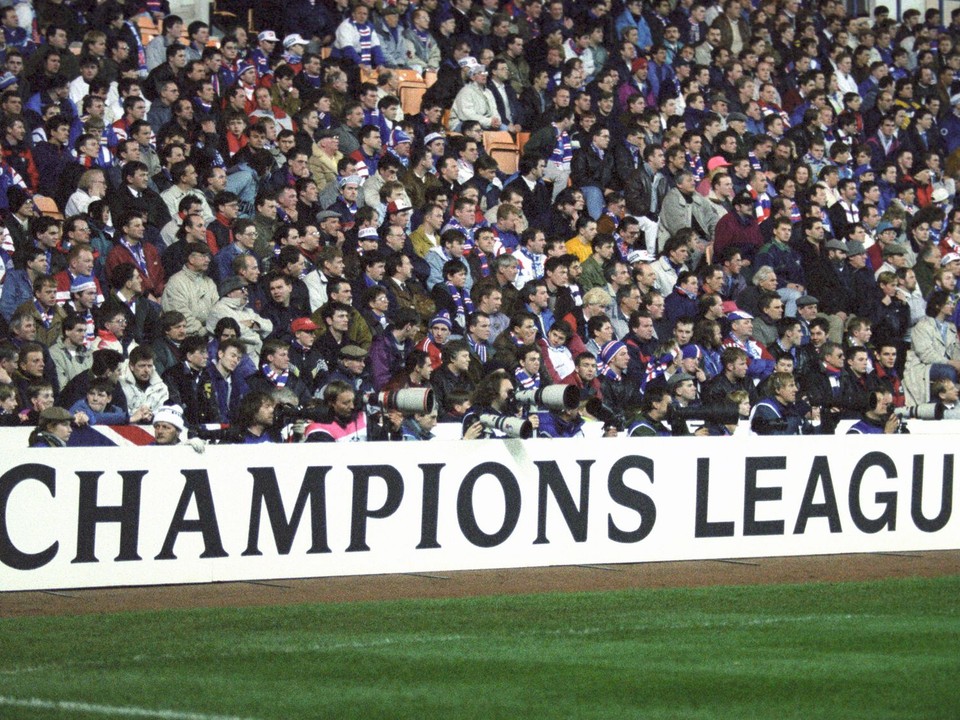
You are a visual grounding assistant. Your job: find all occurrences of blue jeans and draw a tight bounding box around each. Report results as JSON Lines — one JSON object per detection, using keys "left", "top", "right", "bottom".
{"left": 777, "top": 286, "right": 803, "bottom": 317}
{"left": 929, "top": 363, "right": 958, "bottom": 383}
{"left": 227, "top": 167, "right": 257, "bottom": 217}
{"left": 581, "top": 185, "right": 604, "bottom": 220}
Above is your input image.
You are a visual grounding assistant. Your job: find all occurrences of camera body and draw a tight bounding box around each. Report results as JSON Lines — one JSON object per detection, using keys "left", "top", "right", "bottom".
{"left": 363, "top": 388, "right": 435, "bottom": 414}
{"left": 584, "top": 397, "right": 624, "bottom": 432}
{"left": 478, "top": 413, "right": 534, "bottom": 439}
{"left": 512, "top": 384, "right": 580, "bottom": 412}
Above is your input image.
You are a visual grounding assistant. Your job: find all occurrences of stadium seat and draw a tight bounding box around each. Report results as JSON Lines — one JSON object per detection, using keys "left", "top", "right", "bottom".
{"left": 136, "top": 16, "right": 159, "bottom": 45}
{"left": 517, "top": 132, "right": 530, "bottom": 153}
{"left": 399, "top": 81, "right": 427, "bottom": 116}
{"left": 424, "top": 70, "right": 437, "bottom": 88}
{"left": 395, "top": 68, "right": 423, "bottom": 84}
{"left": 34, "top": 195, "right": 63, "bottom": 220}
{"left": 210, "top": 1, "right": 254, "bottom": 33}
{"left": 483, "top": 130, "right": 516, "bottom": 153}
{"left": 489, "top": 146, "right": 519, "bottom": 174}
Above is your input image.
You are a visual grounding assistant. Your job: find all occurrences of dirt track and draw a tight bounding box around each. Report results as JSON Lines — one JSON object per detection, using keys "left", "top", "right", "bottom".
{"left": 2, "top": 550, "right": 958, "bottom": 618}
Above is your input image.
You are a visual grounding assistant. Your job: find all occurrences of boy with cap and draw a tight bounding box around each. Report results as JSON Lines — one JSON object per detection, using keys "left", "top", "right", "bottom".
{"left": 281, "top": 34, "right": 307, "bottom": 73}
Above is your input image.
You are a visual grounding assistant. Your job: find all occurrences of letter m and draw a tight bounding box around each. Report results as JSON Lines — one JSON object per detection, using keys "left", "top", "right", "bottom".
{"left": 243, "top": 467, "right": 331, "bottom": 556}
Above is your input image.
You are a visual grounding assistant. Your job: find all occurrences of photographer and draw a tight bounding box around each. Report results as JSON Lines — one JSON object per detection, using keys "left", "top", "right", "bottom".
{"left": 536, "top": 402, "right": 586, "bottom": 439}
{"left": 628, "top": 386, "right": 673, "bottom": 437}
{"left": 932, "top": 378, "right": 959, "bottom": 415}
{"left": 462, "top": 369, "right": 539, "bottom": 439}
{"left": 304, "top": 380, "right": 403, "bottom": 442}
{"left": 236, "top": 390, "right": 282, "bottom": 444}
{"left": 751, "top": 372, "right": 820, "bottom": 435}
{"left": 847, "top": 390, "right": 904, "bottom": 435}
{"left": 699, "top": 391, "right": 750, "bottom": 436}
{"left": 401, "top": 406, "right": 439, "bottom": 441}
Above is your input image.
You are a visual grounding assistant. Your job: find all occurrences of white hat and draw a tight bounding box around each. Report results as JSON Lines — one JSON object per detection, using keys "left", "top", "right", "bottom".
{"left": 932, "top": 187, "right": 951, "bottom": 204}
{"left": 153, "top": 405, "right": 185, "bottom": 432}
{"left": 283, "top": 33, "right": 307, "bottom": 49}
{"left": 941, "top": 252, "right": 960, "bottom": 266}
{"left": 627, "top": 249, "right": 655, "bottom": 264}
{"left": 258, "top": 30, "right": 279, "bottom": 43}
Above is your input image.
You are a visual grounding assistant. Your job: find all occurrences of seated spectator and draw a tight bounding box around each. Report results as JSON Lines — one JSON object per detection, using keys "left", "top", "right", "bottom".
{"left": 69, "top": 379, "right": 141, "bottom": 425}
{"left": 119, "top": 345, "right": 166, "bottom": 417}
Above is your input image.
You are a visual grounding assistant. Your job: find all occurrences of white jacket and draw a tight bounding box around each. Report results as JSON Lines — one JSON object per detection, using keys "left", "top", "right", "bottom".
{"left": 450, "top": 82, "right": 499, "bottom": 131}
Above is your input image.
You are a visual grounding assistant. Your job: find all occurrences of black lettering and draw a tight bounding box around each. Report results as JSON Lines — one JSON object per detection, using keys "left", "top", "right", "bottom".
{"left": 155, "top": 469, "right": 228, "bottom": 560}
{"left": 72, "top": 470, "right": 144, "bottom": 563}
{"left": 243, "top": 466, "right": 331, "bottom": 556}
{"left": 694, "top": 458, "right": 734, "bottom": 537}
{"left": 744, "top": 456, "right": 785, "bottom": 536}
{"left": 457, "top": 462, "right": 521, "bottom": 548}
{"left": 0, "top": 464, "right": 57, "bottom": 570}
{"left": 911, "top": 454, "right": 953, "bottom": 533}
{"left": 794, "top": 456, "right": 842, "bottom": 534}
{"left": 849, "top": 452, "right": 898, "bottom": 533}
{"left": 607, "top": 456, "right": 656, "bottom": 543}
{"left": 346, "top": 465, "right": 404, "bottom": 552}
{"left": 416, "top": 463, "right": 444, "bottom": 550}
{"left": 534, "top": 460, "right": 593, "bottom": 544}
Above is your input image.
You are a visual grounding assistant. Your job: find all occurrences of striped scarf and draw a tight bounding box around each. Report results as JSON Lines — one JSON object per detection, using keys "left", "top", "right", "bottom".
{"left": 78, "top": 309, "right": 95, "bottom": 347}
{"left": 550, "top": 127, "right": 572, "bottom": 165}
{"left": 518, "top": 247, "right": 544, "bottom": 278}
{"left": 34, "top": 300, "right": 52, "bottom": 328}
{"left": 599, "top": 363, "right": 621, "bottom": 381}
{"left": 474, "top": 249, "right": 491, "bottom": 277}
{"left": 355, "top": 22, "right": 373, "bottom": 65}
{"left": 642, "top": 352, "right": 675, "bottom": 391}
{"left": 125, "top": 21, "right": 147, "bottom": 75}
{"left": 264, "top": 365, "right": 289, "bottom": 388}
{"left": 469, "top": 336, "right": 488, "bottom": 364}
{"left": 446, "top": 281, "right": 473, "bottom": 328}
{"left": 120, "top": 238, "right": 147, "bottom": 275}
{"left": 514, "top": 367, "right": 540, "bottom": 390}
{"left": 686, "top": 152, "right": 704, "bottom": 183}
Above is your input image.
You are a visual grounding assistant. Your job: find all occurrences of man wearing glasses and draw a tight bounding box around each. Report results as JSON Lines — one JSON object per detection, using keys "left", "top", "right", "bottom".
{"left": 213, "top": 219, "right": 260, "bottom": 284}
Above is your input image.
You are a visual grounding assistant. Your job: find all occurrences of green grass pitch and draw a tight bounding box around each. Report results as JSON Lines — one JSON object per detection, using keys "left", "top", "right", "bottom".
{"left": 0, "top": 575, "right": 957, "bottom": 719}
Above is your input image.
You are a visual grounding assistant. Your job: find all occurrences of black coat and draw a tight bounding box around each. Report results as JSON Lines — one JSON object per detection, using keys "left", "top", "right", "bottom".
{"left": 503, "top": 175, "right": 552, "bottom": 225}
{"left": 163, "top": 361, "right": 221, "bottom": 426}
{"left": 247, "top": 369, "right": 311, "bottom": 406}
{"left": 570, "top": 144, "right": 614, "bottom": 190}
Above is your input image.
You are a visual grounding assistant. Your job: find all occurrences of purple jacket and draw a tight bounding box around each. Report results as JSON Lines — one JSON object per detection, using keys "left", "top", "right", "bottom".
{"left": 369, "top": 331, "right": 413, "bottom": 390}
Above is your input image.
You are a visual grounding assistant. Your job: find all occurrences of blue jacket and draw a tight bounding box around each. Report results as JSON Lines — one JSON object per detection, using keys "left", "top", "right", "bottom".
{"left": 615, "top": 9, "right": 652, "bottom": 50}
{"left": 756, "top": 240, "right": 806, "bottom": 287}
{"left": 940, "top": 112, "right": 960, "bottom": 156}
{"left": 68, "top": 398, "right": 128, "bottom": 425}
{"left": 750, "top": 397, "right": 809, "bottom": 435}
{"left": 204, "top": 362, "right": 249, "bottom": 423}
{"left": 536, "top": 411, "right": 585, "bottom": 438}
{"left": 847, "top": 417, "right": 885, "bottom": 434}
{"left": 0, "top": 269, "right": 34, "bottom": 320}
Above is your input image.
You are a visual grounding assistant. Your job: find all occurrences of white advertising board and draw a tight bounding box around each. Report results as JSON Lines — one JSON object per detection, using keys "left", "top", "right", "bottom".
{"left": 1, "top": 435, "right": 956, "bottom": 591}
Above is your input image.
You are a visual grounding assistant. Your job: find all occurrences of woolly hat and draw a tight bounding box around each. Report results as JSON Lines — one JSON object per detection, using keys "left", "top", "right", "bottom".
{"left": 599, "top": 340, "right": 627, "bottom": 365}
{"left": 70, "top": 275, "right": 96, "bottom": 294}
{"left": 429, "top": 312, "right": 453, "bottom": 330}
{"left": 153, "top": 405, "right": 185, "bottom": 431}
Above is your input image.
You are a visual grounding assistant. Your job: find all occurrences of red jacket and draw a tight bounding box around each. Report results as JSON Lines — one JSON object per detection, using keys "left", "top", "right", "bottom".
{"left": 106, "top": 240, "right": 166, "bottom": 297}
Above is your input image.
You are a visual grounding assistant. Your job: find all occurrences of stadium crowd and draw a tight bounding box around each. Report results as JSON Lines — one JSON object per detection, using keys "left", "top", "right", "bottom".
{"left": 6, "top": 0, "right": 960, "bottom": 445}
